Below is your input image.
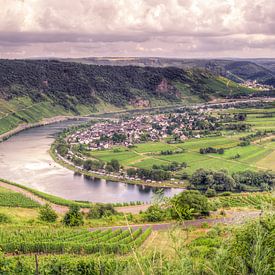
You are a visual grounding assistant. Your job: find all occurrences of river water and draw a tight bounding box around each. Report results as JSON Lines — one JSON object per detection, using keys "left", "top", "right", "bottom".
{"left": 0, "top": 120, "right": 181, "bottom": 203}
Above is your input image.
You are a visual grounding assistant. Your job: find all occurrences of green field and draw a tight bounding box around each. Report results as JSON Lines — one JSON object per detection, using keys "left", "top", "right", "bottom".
{"left": 88, "top": 110, "right": 275, "bottom": 176}
{"left": 0, "top": 186, "right": 40, "bottom": 208}
{"left": 0, "top": 226, "right": 151, "bottom": 255}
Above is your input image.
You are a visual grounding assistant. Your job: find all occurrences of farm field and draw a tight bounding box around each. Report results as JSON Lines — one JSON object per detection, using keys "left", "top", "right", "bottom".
{"left": 90, "top": 130, "right": 275, "bottom": 175}
{"left": 0, "top": 226, "right": 152, "bottom": 255}
{"left": 0, "top": 186, "right": 40, "bottom": 208}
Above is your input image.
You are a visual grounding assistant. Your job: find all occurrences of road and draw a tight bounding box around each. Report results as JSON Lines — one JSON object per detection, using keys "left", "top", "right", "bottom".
{"left": 89, "top": 210, "right": 261, "bottom": 231}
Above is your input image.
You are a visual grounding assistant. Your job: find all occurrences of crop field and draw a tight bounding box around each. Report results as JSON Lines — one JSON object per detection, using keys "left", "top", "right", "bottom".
{"left": 0, "top": 186, "right": 40, "bottom": 208}
{"left": 211, "top": 192, "right": 274, "bottom": 209}
{"left": 88, "top": 108, "right": 275, "bottom": 176}
{"left": 0, "top": 226, "right": 152, "bottom": 255}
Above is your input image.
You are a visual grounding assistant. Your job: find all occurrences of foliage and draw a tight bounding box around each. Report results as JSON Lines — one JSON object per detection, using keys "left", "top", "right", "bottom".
{"left": 0, "top": 187, "right": 40, "bottom": 208}
{"left": 190, "top": 168, "right": 274, "bottom": 192}
{"left": 190, "top": 169, "right": 236, "bottom": 192}
{"left": 39, "top": 204, "right": 58, "bottom": 223}
{"left": 170, "top": 190, "right": 210, "bottom": 220}
{"left": 127, "top": 168, "right": 171, "bottom": 181}
{"left": 0, "top": 213, "right": 11, "bottom": 224}
{"left": 205, "top": 188, "right": 216, "bottom": 197}
{"left": 0, "top": 226, "right": 152, "bottom": 255}
{"left": 232, "top": 170, "right": 274, "bottom": 191}
{"left": 63, "top": 205, "right": 84, "bottom": 226}
{"left": 204, "top": 214, "right": 275, "bottom": 275}
{"left": 142, "top": 205, "right": 167, "bottom": 222}
{"left": 211, "top": 192, "right": 275, "bottom": 209}
{"left": 88, "top": 204, "right": 117, "bottom": 219}
{"left": 199, "top": 147, "right": 224, "bottom": 154}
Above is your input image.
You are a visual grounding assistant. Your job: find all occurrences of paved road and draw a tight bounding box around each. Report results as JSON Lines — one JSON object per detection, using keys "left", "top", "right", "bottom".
{"left": 90, "top": 210, "right": 261, "bottom": 231}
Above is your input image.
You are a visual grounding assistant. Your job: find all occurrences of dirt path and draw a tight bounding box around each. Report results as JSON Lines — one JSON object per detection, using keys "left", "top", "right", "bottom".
{"left": 0, "top": 181, "right": 69, "bottom": 214}
{"left": 115, "top": 204, "right": 150, "bottom": 214}
{"left": 90, "top": 210, "right": 261, "bottom": 231}
{"left": 0, "top": 181, "right": 150, "bottom": 214}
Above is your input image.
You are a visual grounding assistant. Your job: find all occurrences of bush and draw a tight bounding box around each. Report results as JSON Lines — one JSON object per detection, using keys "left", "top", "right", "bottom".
{"left": 205, "top": 188, "right": 216, "bottom": 197}
{"left": 170, "top": 191, "right": 210, "bottom": 220}
{"left": 88, "top": 204, "right": 117, "bottom": 219}
{"left": 63, "top": 205, "right": 84, "bottom": 226}
{"left": 0, "top": 213, "right": 11, "bottom": 224}
{"left": 143, "top": 205, "right": 166, "bottom": 222}
{"left": 39, "top": 204, "right": 58, "bottom": 223}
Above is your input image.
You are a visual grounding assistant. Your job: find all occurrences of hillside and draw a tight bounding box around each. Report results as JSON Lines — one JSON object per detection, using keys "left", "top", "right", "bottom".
{"left": 64, "top": 57, "right": 275, "bottom": 86}
{"left": 0, "top": 59, "right": 253, "bottom": 135}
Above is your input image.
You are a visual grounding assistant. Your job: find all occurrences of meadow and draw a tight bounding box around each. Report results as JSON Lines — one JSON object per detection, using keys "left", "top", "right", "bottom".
{"left": 88, "top": 108, "right": 275, "bottom": 177}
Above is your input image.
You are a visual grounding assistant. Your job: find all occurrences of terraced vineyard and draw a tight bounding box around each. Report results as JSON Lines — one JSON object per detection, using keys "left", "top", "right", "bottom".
{"left": 212, "top": 193, "right": 275, "bottom": 209}
{"left": 0, "top": 186, "right": 40, "bottom": 208}
{"left": 0, "top": 226, "right": 152, "bottom": 255}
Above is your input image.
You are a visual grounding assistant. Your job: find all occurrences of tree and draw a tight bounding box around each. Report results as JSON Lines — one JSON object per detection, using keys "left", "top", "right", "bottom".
{"left": 88, "top": 204, "right": 116, "bottom": 219}
{"left": 143, "top": 205, "right": 166, "bottom": 222}
{"left": 170, "top": 191, "right": 209, "bottom": 220}
{"left": 127, "top": 168, "right": 137, "bottom": 177}
{"left": 39, "top": 204, "right": 58, "bottom": 223}
{"left": 83, "top": 160, "right": 94, "bottom": 170}
{"left": 63, "top": 205, "right": 84, "bottom": 226}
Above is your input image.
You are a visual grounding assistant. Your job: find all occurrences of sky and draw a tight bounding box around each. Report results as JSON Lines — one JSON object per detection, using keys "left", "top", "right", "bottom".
{"left": 0, "top": 0, "right": 274, "bottom": 59}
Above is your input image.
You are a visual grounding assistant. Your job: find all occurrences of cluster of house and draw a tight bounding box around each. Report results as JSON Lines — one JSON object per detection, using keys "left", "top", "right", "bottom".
{"left": 241, "top": 80, "right": 272, "bottom": 90}
{"left": 67, "top": 109, "right": 209, "bottom": 150}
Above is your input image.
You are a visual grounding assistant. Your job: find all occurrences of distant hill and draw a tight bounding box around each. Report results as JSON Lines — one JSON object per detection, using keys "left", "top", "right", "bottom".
{"left": 0, "top": 59, "right": 255, "bottom": 135}
{"left": 61, "top": 57, "right": 275, "bottom": 86}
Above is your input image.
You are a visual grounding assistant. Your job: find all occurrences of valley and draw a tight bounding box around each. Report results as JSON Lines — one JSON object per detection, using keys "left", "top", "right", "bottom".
{"left": 0, "top": 60, "right": 274, "bottom": 275}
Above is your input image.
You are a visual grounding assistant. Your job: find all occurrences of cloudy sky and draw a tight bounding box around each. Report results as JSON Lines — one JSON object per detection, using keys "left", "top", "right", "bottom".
{"left": 0, "top": 0, "right": 274, "bottom": 59}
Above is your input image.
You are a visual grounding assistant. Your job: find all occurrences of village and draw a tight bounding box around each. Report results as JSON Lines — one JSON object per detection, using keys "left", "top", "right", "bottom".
{"left": 67, "top": 108, "right": 212, "bottom": 150}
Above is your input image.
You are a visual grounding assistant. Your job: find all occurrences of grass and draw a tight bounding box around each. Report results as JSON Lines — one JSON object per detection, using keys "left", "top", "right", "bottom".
{"left": 0, "top": 207, "right": 38, "bottom": 223}
{"left": 211, "top": 192, "right": 274, "bottom": 209}
{"left": 86, "top": 108, "right": 275, "bottom": 174}
{"left": 89, "top": 133, "right": 273, "bottom": 174}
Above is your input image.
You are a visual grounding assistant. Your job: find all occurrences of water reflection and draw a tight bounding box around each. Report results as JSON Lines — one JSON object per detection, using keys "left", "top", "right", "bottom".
{"left": 0, "top": 119, "right": 182, "bottom": 203}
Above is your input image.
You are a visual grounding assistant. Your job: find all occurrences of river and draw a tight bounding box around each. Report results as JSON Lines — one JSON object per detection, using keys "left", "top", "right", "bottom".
{"left": 0, "top": 120, "right": 182, "bottom": 203}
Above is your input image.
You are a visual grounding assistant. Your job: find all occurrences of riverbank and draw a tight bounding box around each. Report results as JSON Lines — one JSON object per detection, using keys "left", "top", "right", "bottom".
{"left": 0, "top": 178, "right": 148, "bottom": 211}
{"left": 0, "top": 115, "right": 77, "bottom": 142}
{"left": 50, "top": 143, "right": 186, "bottom": 189}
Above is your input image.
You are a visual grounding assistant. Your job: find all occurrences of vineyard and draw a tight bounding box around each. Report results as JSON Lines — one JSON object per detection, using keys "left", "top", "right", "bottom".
{"left": 212, "top": 193, "right": 274, "bottom": 209}
{"left": 0, "top": 226, "right": 152, "bottom": 255}
{"left": 0, "top": 186, "right": 40, "bottom": 208}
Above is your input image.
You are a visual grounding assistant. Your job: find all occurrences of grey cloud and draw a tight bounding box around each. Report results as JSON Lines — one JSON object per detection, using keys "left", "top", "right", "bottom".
{"left": 0, "top": 0, "right": 274, "bottom": 58}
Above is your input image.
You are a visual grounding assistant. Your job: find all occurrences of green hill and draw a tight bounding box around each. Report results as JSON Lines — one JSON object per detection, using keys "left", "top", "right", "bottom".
{"left": 0, "top": 59, "right": 254, "bottom": 135}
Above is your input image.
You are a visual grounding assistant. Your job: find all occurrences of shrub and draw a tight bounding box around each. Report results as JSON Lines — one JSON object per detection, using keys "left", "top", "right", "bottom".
{"left": 39, "top": 204, "right": 58, "bottom": 223}
{"left": 88, "top": 204, "right": 117, "bottom": 219}
{"left": 63, "top": 205, "right": 84, "bottom": 226}
{"left": 0, "top": 213, "right": 11, "bottom": 224}
{"left": 205, "top": 188, "right": 216, "bottom": 197}
{"left": 143, "top": 205, "right": 166, "bottom": 222}
{"left": 170, "top": 191, "right": 210, "bottom": 220}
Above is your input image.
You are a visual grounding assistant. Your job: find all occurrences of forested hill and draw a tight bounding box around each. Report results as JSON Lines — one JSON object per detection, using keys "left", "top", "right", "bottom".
{"left": 0, "top": 59, "right": 254, "bottom": 109}
{"left": 0, "top": 59, "right": 253, "bottom": 135}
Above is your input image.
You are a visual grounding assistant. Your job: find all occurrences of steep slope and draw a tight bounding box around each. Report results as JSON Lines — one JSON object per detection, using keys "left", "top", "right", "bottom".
{"left": 64, "top": 57, "right": 275, "bottom": 86}
{"left": 0, "top": 59, "right": 253, "bottom": 135}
